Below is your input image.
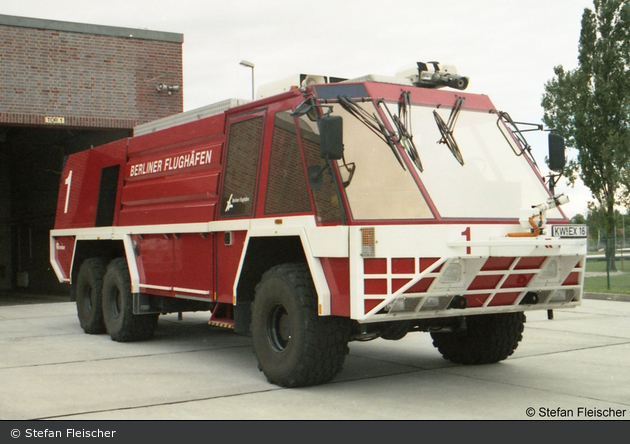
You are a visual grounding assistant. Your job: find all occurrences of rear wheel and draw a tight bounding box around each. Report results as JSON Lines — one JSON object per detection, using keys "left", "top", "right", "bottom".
{"left": 251, "top": 263, "right": 350, "bottom": 387}
{"left": 75, "top": 258, "right": 107, "bottom": 334}
{"left": 431, "top": 312, "right": 525, "bottom": 365}
{"left": 102, "top": 258, "right": 158, "bottom": 342}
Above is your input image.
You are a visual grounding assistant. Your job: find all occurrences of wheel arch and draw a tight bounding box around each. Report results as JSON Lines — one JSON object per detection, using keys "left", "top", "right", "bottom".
{"left": 70, "top": 239, "right": 125, "bottom": 300}
{"left": 232, "top": 233, "right": 332, "bottom": 333}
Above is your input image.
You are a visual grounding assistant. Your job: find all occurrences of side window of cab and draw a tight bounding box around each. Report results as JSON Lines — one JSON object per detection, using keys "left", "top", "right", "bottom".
{"left": 264, "top": 110, "right": 312, "bottom": 215}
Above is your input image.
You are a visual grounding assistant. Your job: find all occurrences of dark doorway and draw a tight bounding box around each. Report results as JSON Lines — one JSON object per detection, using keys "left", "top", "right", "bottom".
{"left": 0, "top": 126, "right": 129, "bottom": 297}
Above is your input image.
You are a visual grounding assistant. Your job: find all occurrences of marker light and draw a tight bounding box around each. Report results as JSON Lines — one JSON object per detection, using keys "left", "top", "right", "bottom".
{"left": 361, "top": 227, "right": 375, "bottom": 257}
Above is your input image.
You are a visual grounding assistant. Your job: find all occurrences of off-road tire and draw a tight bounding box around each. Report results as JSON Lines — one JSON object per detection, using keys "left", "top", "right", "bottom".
{"left": 251, "top": 263, "right": 350, "bottom": 388}
{"left": 75, "top": 257, "right": 108, "bottom": 334}
{"left": 102, "top": 258, "right": 158, "bottom": 342}
{"left": 431, "top": 312, "right": 525, "bottom": 365}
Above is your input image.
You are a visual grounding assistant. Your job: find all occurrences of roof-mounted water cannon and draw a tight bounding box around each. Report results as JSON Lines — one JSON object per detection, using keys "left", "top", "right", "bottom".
{"left": 412, "top": 62, "right": 469, "bottom": 90}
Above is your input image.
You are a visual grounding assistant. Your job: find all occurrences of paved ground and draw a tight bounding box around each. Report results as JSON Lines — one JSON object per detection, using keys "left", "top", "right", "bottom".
{"left": 0, "top": 294, "right": 628, "bottom": 420}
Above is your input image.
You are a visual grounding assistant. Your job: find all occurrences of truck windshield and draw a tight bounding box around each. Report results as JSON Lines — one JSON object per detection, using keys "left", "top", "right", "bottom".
{"left": 330, "top": 100, "right": 562, "bottom": 221}
{"left": 407, "top": 103, "right": 561, "bottom": 219}
{"left": 330, "top": 102, "right": 434, "bottom": 220}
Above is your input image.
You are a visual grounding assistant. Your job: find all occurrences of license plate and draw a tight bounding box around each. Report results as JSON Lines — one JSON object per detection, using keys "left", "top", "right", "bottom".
{"left": 551, "top": 225, "right": 588, "bottom": 238}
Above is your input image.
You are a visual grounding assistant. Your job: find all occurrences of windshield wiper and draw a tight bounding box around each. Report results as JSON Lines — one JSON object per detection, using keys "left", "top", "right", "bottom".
{"left": 337, "top": 95, "right": 406, "bottom": 170}
{"left": 378, "top": 91, "right": 423, "bottom": 172}
{"left": 434, "top": 96, "right": 465, "bottom": 165}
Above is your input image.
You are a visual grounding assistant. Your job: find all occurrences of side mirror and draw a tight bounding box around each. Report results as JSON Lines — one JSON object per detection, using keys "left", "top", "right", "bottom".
{"left": 317, "top": 115, "right": 343, "bottom": 160}
{"left": 548, "top": 133, "right": 565, "bottom": 172}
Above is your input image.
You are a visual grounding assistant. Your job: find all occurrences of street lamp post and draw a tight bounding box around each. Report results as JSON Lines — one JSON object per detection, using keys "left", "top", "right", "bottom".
{"left": 239, "top": 60, "right": 255, "bottom": 100}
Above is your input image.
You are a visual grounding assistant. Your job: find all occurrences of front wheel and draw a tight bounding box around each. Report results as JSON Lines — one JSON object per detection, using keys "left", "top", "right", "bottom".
{"left": 251, "top": 263, "right": 350, "bottom": 388}
{"left": 102, "top": 258, "right": 158, "bottom": 342}
{"left": 431, "top": 312, "right": 525, "bottom": 365}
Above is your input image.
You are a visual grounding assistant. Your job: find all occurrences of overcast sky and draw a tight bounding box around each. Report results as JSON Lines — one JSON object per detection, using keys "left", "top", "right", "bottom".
{"left": 3, "top": 0, "right": 599, "bottom": 217}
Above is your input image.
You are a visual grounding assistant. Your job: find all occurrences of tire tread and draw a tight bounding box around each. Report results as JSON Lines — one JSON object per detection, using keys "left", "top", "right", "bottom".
{"left": 431, "top": 312, "right": 525, "bottom": 365}
{"left": 103, "top": 257, "right": 158, "bottom": 342}
{"left": 251, "top": 263, "right": 350, "bottom": 387}
{"left": 75, "top": 257, "right": 108, "bottom": 334}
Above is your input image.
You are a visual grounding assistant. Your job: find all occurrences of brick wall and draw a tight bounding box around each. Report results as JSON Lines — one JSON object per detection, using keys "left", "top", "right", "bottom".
{"left": 0, "top": 16, "right": 183, "bottom": 129}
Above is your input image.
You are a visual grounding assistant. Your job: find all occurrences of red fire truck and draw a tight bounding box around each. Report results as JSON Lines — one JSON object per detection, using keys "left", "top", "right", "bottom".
{"left": 50, "top": 62, "right": 587, "bottom": 387}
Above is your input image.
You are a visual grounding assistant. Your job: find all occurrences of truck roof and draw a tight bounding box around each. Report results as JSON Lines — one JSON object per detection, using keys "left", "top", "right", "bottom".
{"left": 133, "top": 98, "right": 249, "bottom": 136}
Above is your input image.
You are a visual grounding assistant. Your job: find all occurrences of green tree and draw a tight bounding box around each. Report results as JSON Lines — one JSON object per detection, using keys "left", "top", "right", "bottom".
{"left": 583, "top": 206, "right": 629, "bottom": 252}
{"left": 541, "top": 0, "right": 630, "bottom": 271}
{"left": 570, "top": 213, "right": 587, "bottom": 225}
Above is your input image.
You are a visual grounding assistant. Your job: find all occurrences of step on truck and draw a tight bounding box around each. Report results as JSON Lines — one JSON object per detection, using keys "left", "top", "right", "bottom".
{"left": 50, "top": 61, "right": 588, "bottom": 387}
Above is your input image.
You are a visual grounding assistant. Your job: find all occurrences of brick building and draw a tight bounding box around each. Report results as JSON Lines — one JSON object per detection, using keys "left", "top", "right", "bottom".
{"left": 0, "top": 15, "right": 184, "bottom": 295}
